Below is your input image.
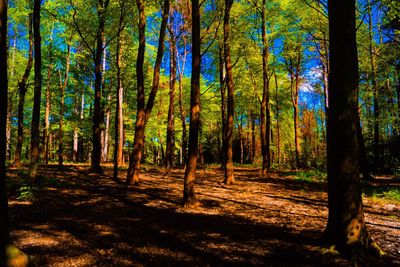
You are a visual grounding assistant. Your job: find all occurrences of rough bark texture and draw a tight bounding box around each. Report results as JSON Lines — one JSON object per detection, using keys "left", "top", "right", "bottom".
{"left": 126, "top": 0, "right": 169, "bottom": 185}
{"left": 260, "top": 0, "right": 270, "bottom": 177}
{"left": 274, "top": 71, "right": 281, "bottom": 165}
{"left": 12, "top": 15, "right": 33, "bottom": 168}
{"left": 324, "top": 0, "right": 383, "bottom": 261}
{"left": 92, "top": 0, "right": 110, "bottom": 172}
{"left": 218, "top": 43, "right": 226, "bottom": 168}
{"left": 30, "top": 0, "right": 42, "bottom": 178}
{"left": 165, "top": 11, "right": 177, "bottom": 172}
{"left": 183, "top": 0, "right": 200, "bottom": 207}
{"left": 178, "top": 37, "right": 188, "bottom": 166}
{"left": 223, "top": 0, "right": 235, "bottom": 185}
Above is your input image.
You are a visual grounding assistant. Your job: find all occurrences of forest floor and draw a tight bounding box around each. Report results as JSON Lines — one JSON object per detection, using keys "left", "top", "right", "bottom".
{"left": 6, "top": 164, "right": 400, "bottom": 267}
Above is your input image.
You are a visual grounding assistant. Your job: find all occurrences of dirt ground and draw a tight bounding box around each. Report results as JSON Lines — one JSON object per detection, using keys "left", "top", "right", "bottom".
{"left": 6, "top": 165, "right": 400, "bottom": 266}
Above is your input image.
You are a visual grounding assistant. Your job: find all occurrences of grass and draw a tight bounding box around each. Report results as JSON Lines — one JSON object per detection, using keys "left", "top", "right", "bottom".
{"left": 362, "top": 185, "right": 400, "bottom": 203}
{"left": 294, "top": 169, "right": 327, "bottom": 183}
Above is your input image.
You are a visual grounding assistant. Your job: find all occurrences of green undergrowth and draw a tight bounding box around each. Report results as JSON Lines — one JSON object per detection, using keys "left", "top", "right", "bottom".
{"left": 6, "top": 169, "right": 72, "bottom": 201}
{"left": 294, "top": 169, "right": 327, "bottom": 183}
{"left": 362, "top": 185, "right": 400, "bottom": 203}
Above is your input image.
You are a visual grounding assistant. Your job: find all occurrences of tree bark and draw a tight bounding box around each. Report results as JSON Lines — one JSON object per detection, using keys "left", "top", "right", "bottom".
{"left": 218, "top": 43, "right": 226, "bottom": 168}
{"left": 178, "top": 37, "right": 188, "bottom": 166}
{"left": 92, "top": 0, "right": 110, "bottom": 172}
{"left": 223, "top": 0, "right": 235, "bottom": 185}
{"left": 183, "top": 0, "right": 201, "bottom": 207}
{"left": 0, "top": 1, "right": 28, "bottom": 264}
{"left": 126, "top": 0, "right": 170, "bottom": 185}
{"left": 12, "top": 15, "right": 33, "bottom": 168}
{"left": 274, "top": 71, "right": 281, "bottom": 166}
{"left": 58, "top": 43, "right": 71, "bottom": 167}
{"left": 165, "top": 10, "right": 177, "bottom": 172}
{"left": 29, "top": 0, "right": 43, "bottom": 178}
{"left": 43, "top": 29, "right": 54, "bottom": 165}
{"left": 324, "top": 0, "right": 383, "bottom": 260}
{"left": 113, "top": 6, "right": 125, "bottom": 180}
{"left": 260, "top": 0, "right": 270, "bottom": 176}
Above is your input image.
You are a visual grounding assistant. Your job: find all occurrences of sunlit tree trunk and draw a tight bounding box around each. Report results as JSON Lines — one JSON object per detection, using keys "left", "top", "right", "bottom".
{"left": 218, "top": 43, "right": 226, "bottom": 168}
{"left": 113, "top": 5, "right": 125, "bottom": 179}
{"left": 324, "top": 0, "right": 384, "bottom": 260}
{"left": 58, "top": 43, "right": 71, "bottom": 167}
{"left": 178, "top": 37, "right": 188, "bottom": 166}
{"left": 274, "top": 71, "right": 281, "bottom": 166}
{"left": 165, "top": 10, "right": 177, "bottom": 172}
{"left": 12, "top": 14, "right": 33, "bottom": 168}
{"left": 126, "top": 0, "right": 169, "bottom": 185}
{"left": 43, "top": 29, "right": 54, "bottom": 165}
{"left": 183, "top": 0, "right": 201, "bottom": 207}
{"left": 260, "top": 0, "right": 270, "bottom": 176}
{"left": 223, "top": 0, "right": 235, "bottom": 185}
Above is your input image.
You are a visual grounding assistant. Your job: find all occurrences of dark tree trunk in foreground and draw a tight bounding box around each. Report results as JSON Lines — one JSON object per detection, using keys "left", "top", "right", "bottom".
{"left": 183, "top": 0, "right": 201, "bottom": 207}
{"left": 29, "top": 0, "right": 43, "bottom": 178}
{"left": 0, "top": 1, "right": 28, "bottom": 264}
{"left": 126, "top": 0, "right": 169, "bottom": 185}
{"left": 92, "top": 0, "right": 110, "bottom": 172}
{"left": 223, "top": 0, "right": 235, "bottom": 185}
{"left": 260, "top": 0, "right": 270, "bottom": 176}
{"left": 165, "top": 11, "right": 177, "bottom": 172}
{"left": 324, "top": 0, "right": 384, "bottom": 260}
{"left": 12, "top": 14, "right": 33, "bottom": 168}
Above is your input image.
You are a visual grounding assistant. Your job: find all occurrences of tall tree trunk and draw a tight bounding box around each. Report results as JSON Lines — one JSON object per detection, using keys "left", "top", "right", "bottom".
{"left": 0, "top": 1, "right": 28, "bottom": 264}
{"left": 182, "top": 0, "right": 201, "bottom": 207}
{"left": 251, "top": 113, "right": 256, "bottom": 163}
{"left": 165, "top": 11, "right": 177, "bottom": 172}
{"left": 29, "top": 0, "right": 43, "bottom": 178}
{"left": 113, "top": 7, "right": 125, "bottom": 179}
{"left": 43, "top": 29, "right": 54, "bottom": 165}
{"left": 0, "top": 0, "right": 10, "bottom": 262}
{"left": 223, "top": 0, "right": 235, "bottom": 185}
{"left": 367, "top": 0, "right": 380, "bottom": 170}
{"left": 126, "top": 0, "right": 169, "bottom": 185}
{"left": 58, "top": 43, "right": 71, "bottom": 167}
{"left": 178, "top": 38, "right": 188, "bottom": 166}
{"left": 218, "top": 43, "right": 226, "bottom": 168}
{"left": 260, "top": 0, "right": 270, "bottom": 176}
{"left": 324, "top": 0, "right": 383, "bottom": 259}
{"left": 274, "top": 71, "right": 281, "bottom": 166}
{"left": 12, "top": 14, "right": 33, "bottom": 168}
{"left": 92, "top": 0, "right": 110, "bottom": 172}
{"left": 6, "top": 37, "right": 17, "bottom": 161}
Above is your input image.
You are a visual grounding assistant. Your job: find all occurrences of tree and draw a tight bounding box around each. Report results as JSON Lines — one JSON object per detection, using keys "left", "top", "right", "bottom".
{"left": 11, "top": 13, "right": 33, "bottom": 168}
{"left": 324, "top": 0, "right": 384, "bottom": 260}
{"left": 29, "top": 0, "right": 43, "bottom": 178}
{"left": 183, "top": 0, "right": 201, "bottom": 207}
{"left": 223, "top": 0, "right": 235, "bottom": 185}
{"left": 126, "top": 0, "right": 170, "bottom": 185}
{"left": 0, "top": 0, "right": 28, "bottom": 264}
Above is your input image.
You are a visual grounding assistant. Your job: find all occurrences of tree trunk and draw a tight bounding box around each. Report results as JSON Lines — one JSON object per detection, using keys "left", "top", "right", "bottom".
{"left": 12, "top": 14, "right": 33, "bottom": 168}
{"left": 58, "top": 43, "right": 71, "bottom": 167}
{"left": 92, "top": 0, "right": 110, "bottom": 172}
{"left": 178, "top": 37, "right": 188, "bottom": 166}
{"left": 324, "top": 0, "right": 383, "bottom": 260}
{"left": 274, "top": 71, "right": 281, "bottom": 166}
{"left": 165, "top": 11, "right": 177, "bottom": 172}
{"left": 0, "top": 1, "right": 28, "bottom": 264}
{"left": 183, "top": 0, "right": 200, "bottom": 207}
{"left": 223, "top": 0, "right": 235, "bottom": 185}
{"left": 126, "top": 0, "right": 169, "bottom": 185}
{"left": 113, "top": 7, "right": 125, "bottom": 179}
{"left": 218, "top": 43, "right": 227, "bottom": 168}
{"left": 29, "top": 0, "right": 43, "bottom": 178}
{"left": 367, "top": 0, "right": 380, "bottom": 171}
{"left": 260, "top": 0, "right": 271, "bottom": 176}
{"left": 43, "top": 29, "right": 54, "bottom": 165}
